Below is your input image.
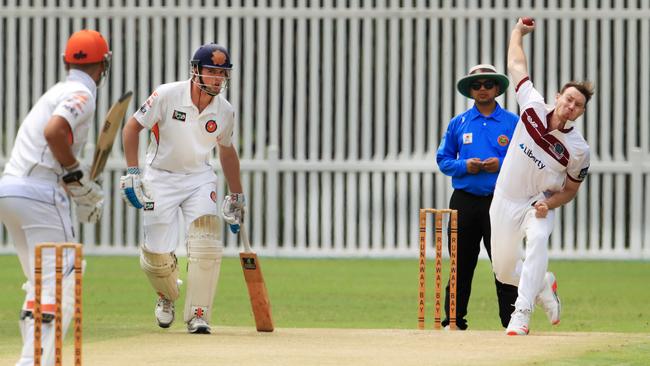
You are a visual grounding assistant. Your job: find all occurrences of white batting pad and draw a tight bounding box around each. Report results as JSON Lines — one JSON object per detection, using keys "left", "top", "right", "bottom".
{"left": 183, "top": 215, "right": 223, "bottom": 323}
{"left": 140, "top": 247, "right": 180, "bottom": 301}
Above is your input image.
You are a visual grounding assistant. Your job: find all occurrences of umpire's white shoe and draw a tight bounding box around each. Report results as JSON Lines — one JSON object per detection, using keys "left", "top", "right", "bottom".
{"left": 506, "top": 308, "right": 531, "bottom": 336}
{"left": 155, "top": 297, "right": 175, "bottom": 328}
{"left": 187, "top": 317, "right": 211, "bottom": 334}
{"left": 536, "top": 272, "right": 561, "bottom": 325}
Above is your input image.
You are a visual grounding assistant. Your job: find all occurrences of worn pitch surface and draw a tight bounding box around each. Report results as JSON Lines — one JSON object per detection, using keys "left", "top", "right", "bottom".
{"left": 4, "top": 327, "right": 645, "bottom": 366}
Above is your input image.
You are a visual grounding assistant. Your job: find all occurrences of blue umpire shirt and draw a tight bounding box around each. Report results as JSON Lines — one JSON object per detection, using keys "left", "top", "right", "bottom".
{"left": 436, "top": 103, "right": 519, "bottom": 196}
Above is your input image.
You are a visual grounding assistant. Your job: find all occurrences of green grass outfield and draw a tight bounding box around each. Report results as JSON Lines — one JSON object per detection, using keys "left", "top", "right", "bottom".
{"left": 1, "top": 255, "right": 649, "bottom": 364}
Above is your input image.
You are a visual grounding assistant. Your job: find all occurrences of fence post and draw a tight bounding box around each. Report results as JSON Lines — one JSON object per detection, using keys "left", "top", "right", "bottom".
{"left": 629, "top": 148, "right": 643, "bottom": 257}
{"left": 266, "top": 145, "right": 279, "bottom": 255}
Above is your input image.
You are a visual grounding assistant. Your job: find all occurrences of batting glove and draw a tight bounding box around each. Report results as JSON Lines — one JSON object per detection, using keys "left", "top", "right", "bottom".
{"left": 120, "top": 167, "right": 152, "bottom": 209}
{"left": 76, "top": 200, "right": 104, "bottom": 223}
{"left": 62, "top": 161, "right": 104, "bottom": 207}
{"left": 221, "top": 193, "right": 246, "bottom": 233}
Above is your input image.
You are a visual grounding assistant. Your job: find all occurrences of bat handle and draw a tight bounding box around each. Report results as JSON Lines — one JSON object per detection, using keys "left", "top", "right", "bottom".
{"left": 240, "top": 224, "right": 253, "bottom": 253}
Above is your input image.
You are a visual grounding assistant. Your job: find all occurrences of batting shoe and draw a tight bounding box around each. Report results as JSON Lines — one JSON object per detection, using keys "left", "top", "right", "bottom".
{"left": 505, "top": 308, "right": 531, "bottom": 336}
{"left": 536, "top": 272, "right": 561, "bottom": 325}
{"left": 155, "top": 296, "right": 175, "bottom": 328}
{"left": 187, "top": 316, "right": 211, "bottom": 334}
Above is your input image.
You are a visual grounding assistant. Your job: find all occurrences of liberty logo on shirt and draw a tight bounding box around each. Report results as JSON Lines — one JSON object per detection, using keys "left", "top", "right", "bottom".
{"left": 172, "top": 110, "right": 186, "bottom": 122}
{"left": 519, "top": 143, "right": 546, "bottom": 170}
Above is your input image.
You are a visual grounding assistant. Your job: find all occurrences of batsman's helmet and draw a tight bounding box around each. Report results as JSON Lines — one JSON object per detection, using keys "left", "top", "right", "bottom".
{"left": 190, "top": 43, "right": 232, "bottom": 96}
{"left": 64, "top": 30, "right": 111, "bottom": 65}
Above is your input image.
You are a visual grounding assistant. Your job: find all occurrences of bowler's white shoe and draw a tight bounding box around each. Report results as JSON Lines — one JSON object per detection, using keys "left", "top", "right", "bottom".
{"left": 187, "top": 316, "right": 211, "bottom": 334}
{"left": 506, "top": 308, "right": 531, "bottom": 336}
{"left": 536, "top": 272, "right": 561, "bottom": 325}
{"left": 155, "top": 297, "right": 175, "bottom": 328}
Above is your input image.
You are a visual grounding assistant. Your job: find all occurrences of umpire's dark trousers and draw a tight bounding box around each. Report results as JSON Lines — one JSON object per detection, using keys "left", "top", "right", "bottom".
{"left": 441, "top": 189, "right": 518, "bottom": 329}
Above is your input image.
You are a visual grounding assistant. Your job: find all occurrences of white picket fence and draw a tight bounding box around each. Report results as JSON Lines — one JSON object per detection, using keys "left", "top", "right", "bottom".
{"left": 1, "top": 0, "right": 649, "bottom": 259}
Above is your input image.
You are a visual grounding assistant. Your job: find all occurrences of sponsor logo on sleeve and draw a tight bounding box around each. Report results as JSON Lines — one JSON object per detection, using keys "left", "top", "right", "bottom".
{"left": 578, "top": 166, "right": 589, "bottom": 180}
{"left": 210, "top": 191, "right": 217, "bottom": 202}
{"left": 172, "top": 110, "right": 186, "bottom": 122}
{"left": 144, "top": 202, "right": 155, "bottom": 211}
{"left": 62, "top": 93, "right": 89, "bottom": 118}
{"left": 139, "top": 91, "right": 159, "bottom": 115}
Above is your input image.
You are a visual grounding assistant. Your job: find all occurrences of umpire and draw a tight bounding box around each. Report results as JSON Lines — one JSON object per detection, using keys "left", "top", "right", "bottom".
{"left": 436, "top": 64, "right": 519, "bottom": 329}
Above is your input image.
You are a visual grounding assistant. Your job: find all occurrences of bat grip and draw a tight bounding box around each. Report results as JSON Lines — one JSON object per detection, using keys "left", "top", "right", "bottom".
{"left": 240, "top": 224, "right": 253, "bottom": 253}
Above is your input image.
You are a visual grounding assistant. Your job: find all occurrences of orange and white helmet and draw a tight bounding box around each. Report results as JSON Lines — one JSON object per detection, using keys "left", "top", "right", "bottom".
{"left": 63, "top": 30, "right": 112, "bottom": 85}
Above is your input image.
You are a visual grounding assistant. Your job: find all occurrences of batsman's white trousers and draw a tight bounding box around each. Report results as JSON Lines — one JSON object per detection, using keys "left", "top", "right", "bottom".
{"left": 489, "top": 188, "right": 555, "bottom": 311}
{"left": 0, "top": 176, "right": 76, "bottom": 305}
{"left": 142, "top": 167, "right": 219, "bottom": 253}
{"left": 0, "top": 175, "right": 77, "bottom": 366}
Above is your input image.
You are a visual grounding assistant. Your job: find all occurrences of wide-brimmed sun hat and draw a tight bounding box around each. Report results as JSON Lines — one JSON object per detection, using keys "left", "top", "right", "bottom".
{"left": 456, "top": 64, "right": 509, "bottom": 99}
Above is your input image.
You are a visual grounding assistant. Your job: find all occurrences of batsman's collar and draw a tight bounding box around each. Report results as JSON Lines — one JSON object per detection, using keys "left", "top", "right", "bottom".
{"left": 457, "top": 64, "right": 509, "bottom": 99}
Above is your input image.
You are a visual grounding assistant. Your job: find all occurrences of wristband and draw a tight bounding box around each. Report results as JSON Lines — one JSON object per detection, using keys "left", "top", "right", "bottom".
{"left": 64, "top": 161, "right": 80, "bottom": 173}
{"left": 127, "top": 166, "right": 141, "bottom": 175}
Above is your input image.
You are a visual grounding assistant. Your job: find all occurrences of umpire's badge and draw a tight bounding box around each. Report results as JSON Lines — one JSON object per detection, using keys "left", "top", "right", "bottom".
{"left": 172, "top": 110, "right": 186, "bottom": 121}
{"left": 497, "top": 135, "right": 509, "bottom": 146}
{"left": 144, "top": 202, "right": 155, "bottom": 211}
{"left": 462, "top": 133, "right": 473, "bottom": 144}
{"left": 205, "top": 120, "right": 217, "bottom": 133}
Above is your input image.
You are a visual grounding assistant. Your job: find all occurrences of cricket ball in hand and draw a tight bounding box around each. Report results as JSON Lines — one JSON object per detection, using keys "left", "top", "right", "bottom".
{"left": 522, "top": 17, "right": 534, "bottom": 26}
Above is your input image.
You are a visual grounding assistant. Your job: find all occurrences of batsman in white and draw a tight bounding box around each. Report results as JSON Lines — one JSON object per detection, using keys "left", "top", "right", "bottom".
{"left": 120, "top": 43, "right": 245, "bottom": 334}
{"left": 0, "top": 30, "right": 110, "bottom": 365}
{"left": 490, "top": 18, "right": 594, "bottom": 335}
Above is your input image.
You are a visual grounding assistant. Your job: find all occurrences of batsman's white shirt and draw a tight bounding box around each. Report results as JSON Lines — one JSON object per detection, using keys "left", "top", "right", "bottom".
{"left": 134, "top": 79, "right": 234, "bottom": 176}
{"left": 3, "top": 69, "right": 97, "bottom": 188}
{"left": 133, "top": 80, "right": 235, "bottom": 252}
{"left": 490, "top": 77, "right": 590, "bottom": 310}
{"left": 0, "top": 68, "right": 97, "bottom": 267}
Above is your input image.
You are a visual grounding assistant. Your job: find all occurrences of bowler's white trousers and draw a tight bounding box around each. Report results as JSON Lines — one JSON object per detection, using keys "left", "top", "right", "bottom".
{"left": 489, "top": 188, "right": 555, "bottom": 311}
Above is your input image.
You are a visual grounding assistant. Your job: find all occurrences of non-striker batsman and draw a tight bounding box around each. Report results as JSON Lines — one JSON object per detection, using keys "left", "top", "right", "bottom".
{"left": 120, "top": 43, "right": 245, "bottom": 334}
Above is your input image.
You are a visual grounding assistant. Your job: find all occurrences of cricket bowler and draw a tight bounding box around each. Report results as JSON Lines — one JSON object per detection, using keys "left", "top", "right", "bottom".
{"left": 490, "top": 18, "right": 594, "bottom": 336}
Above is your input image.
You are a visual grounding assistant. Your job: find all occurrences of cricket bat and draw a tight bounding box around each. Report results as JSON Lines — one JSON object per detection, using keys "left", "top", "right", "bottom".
{"left": 239, "top": 224, "right": 274, "bottom": 332}
{"left": 89, "top": 91, "right": 133, "bottom": 180}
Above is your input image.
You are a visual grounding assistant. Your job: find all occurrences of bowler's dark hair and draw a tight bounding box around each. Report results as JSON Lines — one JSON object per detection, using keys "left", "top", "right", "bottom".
{"left": 560, "top": 81, "right": 594, "bottom": 104}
